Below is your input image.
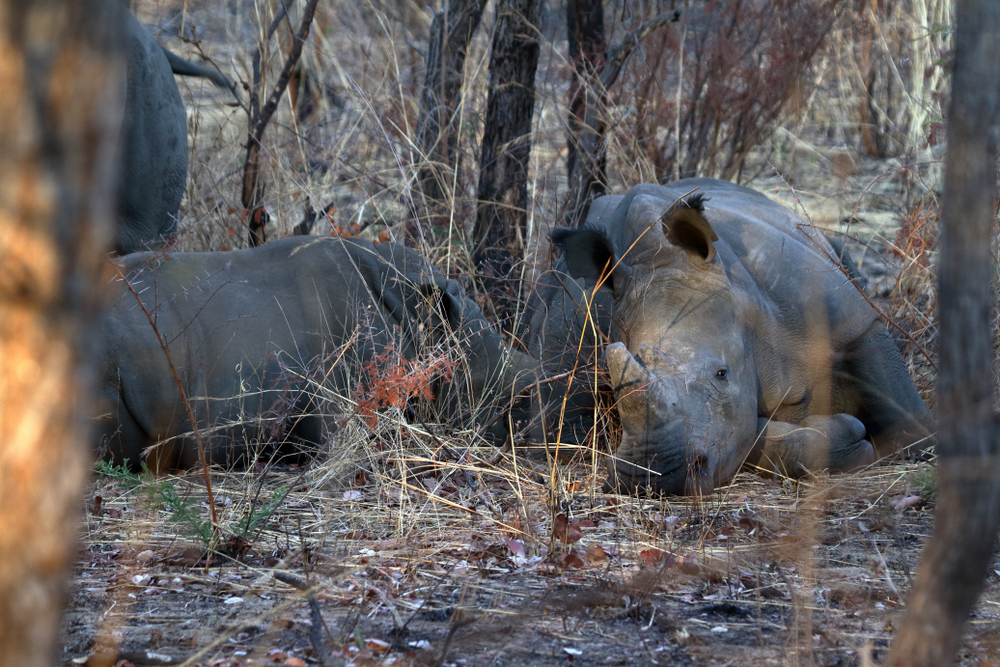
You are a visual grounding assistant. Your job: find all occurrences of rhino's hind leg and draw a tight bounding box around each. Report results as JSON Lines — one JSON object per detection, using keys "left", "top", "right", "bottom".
{"left": 838, "top": 322, "right": 937, "bottom": 455}
{"left": 97, "top": 391, "right": 150, "bottom": 472}
{"left": 748, "top": 414, "right": 875, "bottom": 478}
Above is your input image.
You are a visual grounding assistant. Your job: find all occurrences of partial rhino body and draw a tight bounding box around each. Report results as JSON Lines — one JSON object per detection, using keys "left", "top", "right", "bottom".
{"left": 531, "top": 178, "right": 935, "bottom": 495}
{"left": 115, "top": 2, "right": 234, "bottom": 255}
{"left": 98, "top": 236, "right": 537, "bottom": 471}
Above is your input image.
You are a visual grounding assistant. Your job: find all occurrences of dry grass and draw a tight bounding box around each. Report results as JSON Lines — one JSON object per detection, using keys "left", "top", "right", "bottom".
{"left": 62, "top": 1, "right": 1000, "bottom": 665}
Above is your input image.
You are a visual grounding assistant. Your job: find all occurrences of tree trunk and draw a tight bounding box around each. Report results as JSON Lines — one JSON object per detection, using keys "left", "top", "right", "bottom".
{"left": 0, "top": 1, "right": 122, "bottom": 665}
{"left": 565, "top": 0, "right": 607, "bottom": 226}
{"left": 563, "top": 10, "right": 678, "bottom": 226}
{"left": 414, "top": 0, "right": 487, "bottom": 215}
{"left": 472, "top": 0, "right": 543, "bottom": 327}
{"left": 885, "top": 2, "right": 1000, "bottom": 666}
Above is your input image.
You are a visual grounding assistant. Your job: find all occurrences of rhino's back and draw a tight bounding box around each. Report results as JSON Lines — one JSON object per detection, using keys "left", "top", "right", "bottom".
{"left": 112, "top": 237, "right": 419, "bottom": 351}
{"left": 592, "top": 179, "right": 875, "bottom": 340}
{"left": 115, "top": 5, "right": 188, "bottom": 254}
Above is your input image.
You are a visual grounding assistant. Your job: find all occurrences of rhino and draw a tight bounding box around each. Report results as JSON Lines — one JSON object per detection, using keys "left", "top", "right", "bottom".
{"left": 531, "top": 178, "right": 935, "bottom": 495}
{"left": 114, "top": 1, "right": 234, "bottom": 255}
{"left": 97, "top": 236, "right": 538, "bottom": 472}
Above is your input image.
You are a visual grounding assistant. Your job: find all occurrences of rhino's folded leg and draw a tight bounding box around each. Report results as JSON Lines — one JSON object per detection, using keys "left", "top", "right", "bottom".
{"left": 96, "top": 391, "right": 150, "bottom": 472}
{"left": 747, "top": 414, "right": 875, "bottom": 478}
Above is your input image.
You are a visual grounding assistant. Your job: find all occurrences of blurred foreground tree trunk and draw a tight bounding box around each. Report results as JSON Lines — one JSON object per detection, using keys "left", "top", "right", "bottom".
{"left": 413, "top": 0, "right": 487, "bottom": 227}
{"left": 472, "top": 0, "right": 542, "bottom": 328}
{"left": 0, "top": 1, "right": 122, "bottom": 665}
{"left": 885, "top": 2, "right": 1000, "bottom": 666}
{"left": 564, "top": 0, "right": 607, "bottom": 226}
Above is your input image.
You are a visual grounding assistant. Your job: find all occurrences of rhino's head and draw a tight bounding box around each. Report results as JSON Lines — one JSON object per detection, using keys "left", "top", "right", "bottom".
{"left": 554, "top": 189, "right": 758, "bottom": 495}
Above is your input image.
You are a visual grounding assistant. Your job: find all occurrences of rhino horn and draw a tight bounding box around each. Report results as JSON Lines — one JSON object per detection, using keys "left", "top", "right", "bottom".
{"left": 605, "top": 343, "right": 655, "bottom": 421}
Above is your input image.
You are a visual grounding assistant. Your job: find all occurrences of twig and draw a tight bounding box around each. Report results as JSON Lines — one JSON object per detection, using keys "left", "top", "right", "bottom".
{"left": 273, "top": 571, "right": 333, "bottom": 667}
{"left": 241, "top": 0, "right": 321, "bottom": 246}
{"left": 111, "top": 260, "right": 219, "bottom": 536}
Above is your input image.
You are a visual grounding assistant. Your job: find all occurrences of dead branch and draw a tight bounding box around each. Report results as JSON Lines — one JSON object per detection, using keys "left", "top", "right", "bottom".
{"left": 242, "top": 0, "right": 321, "bottom": 247}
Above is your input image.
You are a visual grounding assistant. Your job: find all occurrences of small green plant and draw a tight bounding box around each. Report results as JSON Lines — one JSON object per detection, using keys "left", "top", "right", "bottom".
{"left": 908, "top": 464, "right": 938, "bottom": 500}
{"left": 94, "top": 459, "right": 153, "bottom": 489}
{"left": 148, "top": 480, "right": 215, "bottom": 546}
{"left": 236, "top": 485, "right": 289, "bottom": 538}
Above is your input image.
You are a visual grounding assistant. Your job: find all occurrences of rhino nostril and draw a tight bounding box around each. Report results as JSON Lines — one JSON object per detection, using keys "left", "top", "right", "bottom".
{"left": 689, "top": 454, "right": 710, "bottom": 477}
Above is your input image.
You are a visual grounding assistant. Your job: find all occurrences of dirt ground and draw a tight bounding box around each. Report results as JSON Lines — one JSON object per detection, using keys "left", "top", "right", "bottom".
{"left": 60, "top": 1, "right": 999, "bottom": 665}
{"left": 61, "top": 456, "right": 1000, "bottom": 667}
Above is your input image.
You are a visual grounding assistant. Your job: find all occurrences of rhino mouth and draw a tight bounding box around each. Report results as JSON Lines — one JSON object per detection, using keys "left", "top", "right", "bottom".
{"left": 604, "top": 440, "right": 722, "bottom": 495}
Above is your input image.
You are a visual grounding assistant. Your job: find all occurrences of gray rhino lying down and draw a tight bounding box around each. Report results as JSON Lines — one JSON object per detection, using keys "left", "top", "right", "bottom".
{"left": 529, "top": 178, "right": 935, "bottom": 495}
{"left": 97, "top": 236, "right": 537, "bottom": 472}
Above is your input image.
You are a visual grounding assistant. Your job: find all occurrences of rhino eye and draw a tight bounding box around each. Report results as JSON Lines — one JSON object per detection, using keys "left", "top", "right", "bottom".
{"left": 715, "top": 367, "right": 729, "bottom": 380}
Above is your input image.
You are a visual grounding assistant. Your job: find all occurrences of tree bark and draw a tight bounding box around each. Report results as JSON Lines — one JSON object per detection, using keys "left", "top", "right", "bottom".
{"left": 885, "top": 2, "right": 1000, "bottom": 666}
{"left": 0, "top": 1, "right": 123, "bottom": 665}
{"left": 565, "top": 0, "right": 607, "bottom": 227}
{"left": 472, "top": 0, "right": 543, "bottom": 327}
{"left": 242, "top": 0, "right": 321, "bottom": 247}
{"left": 415, "top": 0, "right": 488, "bottom": 213}
{"left": 564, "top": 10, "right": 678, "bottom": 226}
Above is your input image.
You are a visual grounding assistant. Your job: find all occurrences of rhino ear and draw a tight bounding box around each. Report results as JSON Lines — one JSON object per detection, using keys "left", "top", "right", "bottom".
{"left": 663, "top": 203, "right": 718, "bottom": 263}
{"left": 552, "top": 227, "right": 615, "bottom": 289}
{"left": 417, "top": 279, "right": 468, "bottom": 329}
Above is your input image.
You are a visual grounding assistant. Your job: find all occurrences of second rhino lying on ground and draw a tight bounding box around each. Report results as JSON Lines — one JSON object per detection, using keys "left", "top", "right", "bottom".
{"left": 97, "top": 236, "right": 537, "bottom": 472}
{"left": 529, "top": 178, "right": 935, "bottom": 495}
{"left": 114, "top": 0, "right": 234, "bottom": 255}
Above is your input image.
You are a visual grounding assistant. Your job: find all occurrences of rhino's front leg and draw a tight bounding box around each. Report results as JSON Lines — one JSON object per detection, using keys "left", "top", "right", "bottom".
{"left": 747, "top": 414, "right": 875, "bottom": 478}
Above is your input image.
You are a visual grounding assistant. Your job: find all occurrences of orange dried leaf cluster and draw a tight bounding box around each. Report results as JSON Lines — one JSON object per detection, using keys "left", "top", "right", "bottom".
{"left": 353, "top": 344, "right": 456, "bottom": 429}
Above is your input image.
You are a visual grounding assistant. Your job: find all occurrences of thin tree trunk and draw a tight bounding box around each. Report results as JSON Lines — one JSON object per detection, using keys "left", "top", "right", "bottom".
{"left": 472, "top": 0, "right": 542, "bottom": 327}
{"left": 885, "top": 2, "right": 1000, "bottom": 665}
{"left": 565, "top": 0, "right": 607, "bottom": 227}
{"left": 0, "top": 1, "right": 123, "bottom": 665}
{"left": 414, "top": 0, "right": 487, "bottom": 215}
{"left": 242, "top": 0, "right": 320, "bottom": 247}
{"left": 564, "top": 10, "right": 678, "bottom": 226}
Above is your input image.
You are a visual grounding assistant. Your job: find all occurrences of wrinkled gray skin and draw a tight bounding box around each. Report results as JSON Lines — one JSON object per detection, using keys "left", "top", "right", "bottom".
{"left": 114, "top": 2, "right": 234, "bottom": 254}
{"left": 525, "top": 250, "right": 613, "bottom": 447}
{"left": 97, "top": 236, "right": 538, "bottom": 472}
{"left": 535, "top": 178, "right": 935, "bottom": 495}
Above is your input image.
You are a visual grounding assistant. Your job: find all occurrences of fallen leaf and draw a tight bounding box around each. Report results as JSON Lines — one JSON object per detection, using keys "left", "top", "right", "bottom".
{"left": 639, "top": 548, "right": 665, "bottom": 566}
{"left": 342, "top": 490, "right": 362, "bottom": 501}
{"left": 553, "top": 513, "right": 584, "bottom": 544}
{"left": 343, "top": 530, "right": 370, "bottom": 540}
{"left": 284, "top": 659, "right": 306, "bottom": 667}
{"left": 562, "top": 551, "right": 585, "bottom": 569}
{"left": 91, "top": 495, "right": 103, "bottom": 516}
{"left": 679, "top": 556, "right": 700, "bottom": 575}
{"left": 585, "top": 544, "right": 607, "bottom": 564}
{"left": 891, "top": 495, "right": 924, "bottom": 511}
{"left": 364, "top": 638, "right": 390, "bottom": 653}
{"left": 135, "top": 550, "right": 157, "bottom": 565}
{"left": 507, "top": 539, "right": 526, "bottom": 558}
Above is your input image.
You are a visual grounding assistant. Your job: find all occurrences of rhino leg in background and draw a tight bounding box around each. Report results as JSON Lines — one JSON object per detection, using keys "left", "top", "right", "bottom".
{"left": 748, "top": 415, "right": 875, "bottom": 478}
{"left": 836, "top": 320, "right": 937, "bottom": 455}
{"left": 97, "top": 382, "right": 151, "bottom": 470}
